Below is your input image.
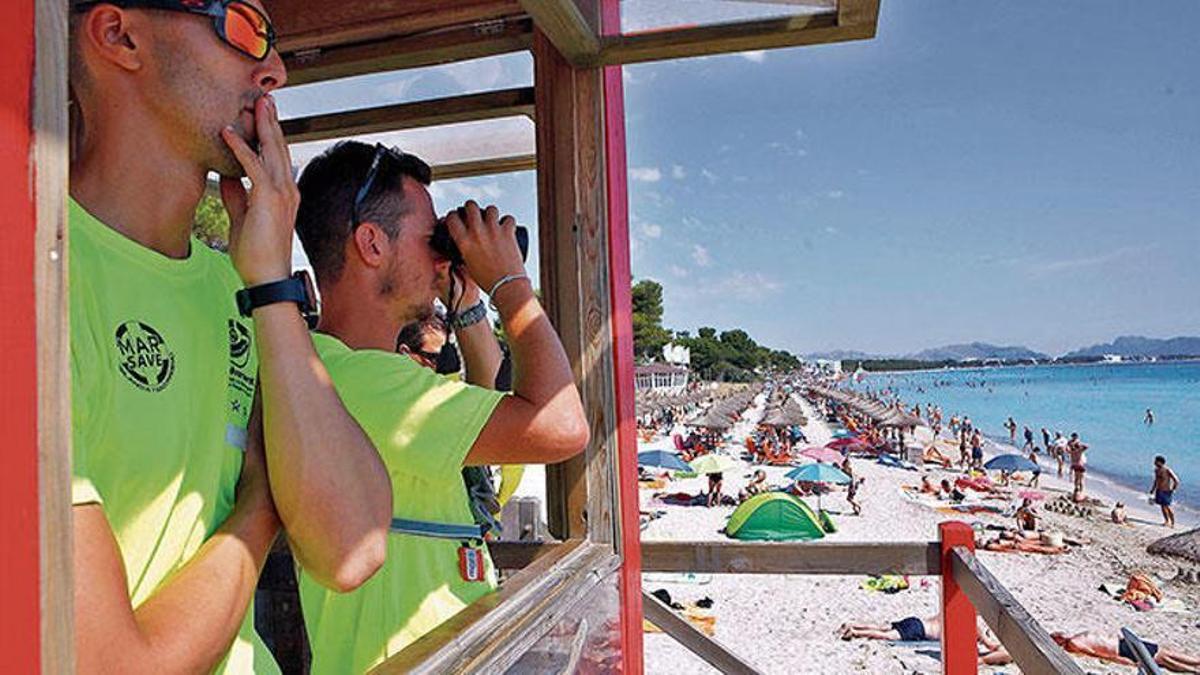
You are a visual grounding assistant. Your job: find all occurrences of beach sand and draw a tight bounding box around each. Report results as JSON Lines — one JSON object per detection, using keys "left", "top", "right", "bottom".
{"left": 640, "top": 393, "right": 1200, "bottom": 674}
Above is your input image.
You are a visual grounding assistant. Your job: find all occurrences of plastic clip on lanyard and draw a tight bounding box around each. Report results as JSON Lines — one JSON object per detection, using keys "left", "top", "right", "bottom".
{"left": 389, "top": 518, "right": 488, "bottom": 582}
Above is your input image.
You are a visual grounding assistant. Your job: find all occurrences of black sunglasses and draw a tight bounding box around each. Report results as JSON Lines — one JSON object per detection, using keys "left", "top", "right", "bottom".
{"left": 74, "top": 0, "right": 277, "bottom": 62}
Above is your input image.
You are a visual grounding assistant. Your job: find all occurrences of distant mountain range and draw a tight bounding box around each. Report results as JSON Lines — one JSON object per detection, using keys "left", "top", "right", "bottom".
{"left": 806, "top": 335, "right": 1200, "bottom": 362}
{"left": 1063, "top": 335, "right": 1200, "bottom": 359}
{"left": 909, "top": 342, "right": 1048, "bottom": 362}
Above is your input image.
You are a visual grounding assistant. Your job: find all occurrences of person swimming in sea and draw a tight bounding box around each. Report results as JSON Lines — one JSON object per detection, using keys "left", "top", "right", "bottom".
{"left": 1145, "top": 408, "right": 1155, "bottom": 425}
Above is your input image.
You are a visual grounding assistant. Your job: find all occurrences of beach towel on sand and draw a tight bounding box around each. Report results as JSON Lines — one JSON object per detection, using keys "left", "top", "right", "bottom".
{"left": 860, "top": 575, "right": 910, "bottom": 594}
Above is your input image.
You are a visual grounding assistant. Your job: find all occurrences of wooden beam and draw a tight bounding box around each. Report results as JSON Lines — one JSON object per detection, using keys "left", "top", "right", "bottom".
{"left": 518, "top": 0, "right": 599, "bottom": 66}
{"left": 642, "top": 590, "right": 763, "bottom": 675}
{"left": 34, "top": 0, "right": 73, "bottom": 671}
{"left": 949, "top": 547, "right": 1084, "bottom": 675}
{"left": 373, "top": 542, "right": 621, "bottom": 674}
{"left": 534, "top": 30, "right": 620, "bottom": 544}
{"left": 487, "top": 541, "right": 562, "bottom": 570}
{"left": 595, "top": 11, "right": 878, "bottom": 66}
{"left": 280, "top": 88, "right": 536, "bottom": 144}
{"left": 641, "top": 541, "right": 942, "bottom": 575}
{"left": 432, "top": 154, "right": 536, "bottom": 181}
{"left": 282, "top": 18, "right": 533, "bottom": 88}
{"left": 272, "top": 0, "right": 522, "bottom": 53}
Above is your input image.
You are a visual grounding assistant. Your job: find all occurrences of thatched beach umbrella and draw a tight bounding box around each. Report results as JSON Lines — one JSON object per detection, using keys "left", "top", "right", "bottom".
{"left": 1147, "top": 527, "right": 1200, "bottom": 564}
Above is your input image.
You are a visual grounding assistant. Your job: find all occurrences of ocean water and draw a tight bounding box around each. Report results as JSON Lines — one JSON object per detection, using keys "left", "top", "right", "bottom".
{"left": 851, "top": 362, "right": 1200, "bottom": 507}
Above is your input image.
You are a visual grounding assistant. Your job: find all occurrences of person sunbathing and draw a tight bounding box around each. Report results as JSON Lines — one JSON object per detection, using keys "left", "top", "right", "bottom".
{"left": 839, "top": 615, "right": 999, "bottom": 652}
{"left": 923, "top": 445, "right": 953, "bottom": 468}
{"left": 979, "top": 535, "right": 1065, "bottom": 555}
{"left": 983, "top": 631, "right": 1200, "bottom": 673}
{"left": 920, "top": 476, "right": 939, "bottom": 495}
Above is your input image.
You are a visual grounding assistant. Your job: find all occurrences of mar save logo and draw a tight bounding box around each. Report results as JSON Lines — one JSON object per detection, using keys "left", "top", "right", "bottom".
{"left": 115, "top": 320, "right": 176, "bottom": 392}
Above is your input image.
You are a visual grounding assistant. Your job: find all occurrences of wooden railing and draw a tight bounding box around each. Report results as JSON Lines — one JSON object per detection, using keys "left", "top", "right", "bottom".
{"left": 633, "top": 522, "right": 1082, "bottom": 675}
{"left": 410, "top": 521, "right": 1084, "bottom": 674}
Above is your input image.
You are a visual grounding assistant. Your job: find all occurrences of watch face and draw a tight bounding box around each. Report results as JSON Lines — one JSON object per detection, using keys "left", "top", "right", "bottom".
{"left": 293, "top": 270, "right": 319, "bottom": 315}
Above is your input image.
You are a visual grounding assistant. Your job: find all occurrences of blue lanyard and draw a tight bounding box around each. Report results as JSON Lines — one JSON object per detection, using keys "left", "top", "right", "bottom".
{"left": 390, "top": 517, "right": 484, "bottom": 544}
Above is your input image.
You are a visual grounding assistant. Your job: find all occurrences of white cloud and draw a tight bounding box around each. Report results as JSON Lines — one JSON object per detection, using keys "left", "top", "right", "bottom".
{"left": 640, "top": 222, "right": 663, "bottom": 239}
{"left": 826, "top": 189, "right": 845, "bottom": 199}
{"left": 670, "top": 265, "right": 689, "bottom": 278}
{"left": 691, "top": 244, "right": 712, "bottom": 267}
{"left": 700, "top": 168, "right": 719, "bottom": 184}
{"left": 795, "top": 129, "right": 806, "bottom": 141}
{"left": 720, "top": 271, "right": 783, "bottom": 299}
{"left": 1029, "top": 244, "right": 1157, "bottom": 277}
{"left": 671, "top": 164, "right": 687, "bottom": 180}
{"left": 441, "top": 57, "right": 504, "bottom": 91}
{"left": 824, "top": 226, "right": 839, "bottom": 234}
{"left": 630, "top": 166, "right": 662, "bottom": 182}
{"left": 740, "top": 50, "right": 767, "bottom": 63}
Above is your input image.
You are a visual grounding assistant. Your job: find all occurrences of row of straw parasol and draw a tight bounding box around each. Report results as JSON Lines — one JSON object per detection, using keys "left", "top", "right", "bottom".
{"left": 806, "top": 383, "right": 922, "bottom": 428}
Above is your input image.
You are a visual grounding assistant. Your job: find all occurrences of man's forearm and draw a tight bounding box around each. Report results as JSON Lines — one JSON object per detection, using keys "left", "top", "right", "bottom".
{"left": 456, "top": 317, "right": 503, "bottom": 387}
{"left": 124, "top": 502, "right": 277, "bottom": 671}
{"left": 493, "top": 280, "right": 577, "bottom": 408}
{"left": 253, "top": 304, "right": 392, "bottom": 591}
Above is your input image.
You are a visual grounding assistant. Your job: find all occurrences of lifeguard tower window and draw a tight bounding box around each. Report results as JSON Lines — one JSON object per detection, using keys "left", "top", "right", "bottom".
{"left": 27, "top": 1, "right": 883, "bottom": 673}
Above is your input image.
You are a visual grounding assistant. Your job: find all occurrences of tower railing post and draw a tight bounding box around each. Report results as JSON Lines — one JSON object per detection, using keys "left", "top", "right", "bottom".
{"left": 939, "top": 521, "right": 977, "bottom": 675}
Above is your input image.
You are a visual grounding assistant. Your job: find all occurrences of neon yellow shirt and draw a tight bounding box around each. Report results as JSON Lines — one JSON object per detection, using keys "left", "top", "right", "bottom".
{"left": 69, "top": 199, "right": 277, "bottom": 673}
{"left": 301, "top": 333, "right": 505, "bottom": 674}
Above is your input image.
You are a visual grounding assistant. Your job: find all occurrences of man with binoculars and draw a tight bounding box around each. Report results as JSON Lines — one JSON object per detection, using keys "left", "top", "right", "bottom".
{"left": 293, "top": 140, "right": 589, "bottom": 673}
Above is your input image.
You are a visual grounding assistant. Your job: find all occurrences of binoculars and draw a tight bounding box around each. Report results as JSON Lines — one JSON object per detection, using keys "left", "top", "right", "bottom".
{"left": 429, "top": 208, "right": 530, "bottom": 267}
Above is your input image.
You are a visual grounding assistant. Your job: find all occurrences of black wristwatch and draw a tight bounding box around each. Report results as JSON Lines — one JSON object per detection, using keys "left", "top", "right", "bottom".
{"left": 236, "top": 271, "right": 318, "bottom": 319}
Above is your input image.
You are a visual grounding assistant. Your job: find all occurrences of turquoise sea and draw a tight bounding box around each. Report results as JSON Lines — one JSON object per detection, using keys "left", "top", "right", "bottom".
{"left": 853, "top": 362, "right": 1200, "bottom": 507}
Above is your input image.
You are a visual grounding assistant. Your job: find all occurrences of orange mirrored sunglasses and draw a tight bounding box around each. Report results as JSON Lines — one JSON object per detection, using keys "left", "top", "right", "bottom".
{"left": 74, "top": 0, "right": 276, "bottom": 61}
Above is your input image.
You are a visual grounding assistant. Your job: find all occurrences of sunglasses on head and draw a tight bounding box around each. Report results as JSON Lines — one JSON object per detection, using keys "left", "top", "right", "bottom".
{"left": 74, "top": 0, "right": 277, "bottom": 62}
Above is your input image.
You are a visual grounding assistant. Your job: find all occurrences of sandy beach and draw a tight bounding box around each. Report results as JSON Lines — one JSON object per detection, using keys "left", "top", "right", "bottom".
{"left": 639, "top": 391, "right": 1200, "bottom": 674}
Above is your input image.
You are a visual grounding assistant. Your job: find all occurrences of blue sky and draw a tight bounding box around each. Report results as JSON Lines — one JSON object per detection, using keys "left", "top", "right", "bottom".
{"left": 278, "top": 1, "right": 1200, "bottom": 358}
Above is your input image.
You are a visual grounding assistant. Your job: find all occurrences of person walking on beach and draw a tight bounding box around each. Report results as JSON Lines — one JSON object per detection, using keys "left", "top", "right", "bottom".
{"left": 1149, "top": 456, "right": 1180, "bottom": 528}
{"left": 1068, "top": 433, "right": 1088, "bottom": 500}
{"left": 1004, "top": 417, "right": 1017, "bottom": 442}
{"left": 1027, "top": 448, "right": 1041, "bottom": 487}
{"left": 1053, "top": 432, "right": 1068, "bottom": 477}
{"left": 1022, "top": 426, "right": 1035, "bottom": 451}
{"left": 1041, "top": 427, "right": 1051, "bottom": 452}
{"left": 842, "top": 458, "right": 862, "bottom": 516}
{"left": 970, "top": 429, "right": 984, "bottom": 471}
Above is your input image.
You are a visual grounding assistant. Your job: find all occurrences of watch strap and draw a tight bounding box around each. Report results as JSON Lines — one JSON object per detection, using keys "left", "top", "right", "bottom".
{"left": 236, "top": 274, "right": 310, "bottom": 317}
{"left": 449, "top": 300, "right": 488, "bottom": 330}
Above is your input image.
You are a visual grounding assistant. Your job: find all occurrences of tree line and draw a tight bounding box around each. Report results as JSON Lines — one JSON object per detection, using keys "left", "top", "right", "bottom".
{"left": 632, "top": 279, "right": 800, "bottom": 382}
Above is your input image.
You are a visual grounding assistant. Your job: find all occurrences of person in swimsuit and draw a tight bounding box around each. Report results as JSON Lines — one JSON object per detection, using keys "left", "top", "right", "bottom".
{"left": 839, "top": 615, "right": 936, "bottom": 642}
{"left": 1150, "top": 455, "right": 1181, "bottom": 528}
{"left": 1067, "top": 433, "right": 1088, "bottom": 499}
{"left": 986, "top": 631, "right": 1200, "bottom": 672}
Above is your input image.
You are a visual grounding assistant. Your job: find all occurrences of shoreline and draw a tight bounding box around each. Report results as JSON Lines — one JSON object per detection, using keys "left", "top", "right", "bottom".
{"left": 852, "top": 361, "right": 1198, "bottom": 515}
{"left": 855, "top": 357, "right": 1200, "bottom": 376}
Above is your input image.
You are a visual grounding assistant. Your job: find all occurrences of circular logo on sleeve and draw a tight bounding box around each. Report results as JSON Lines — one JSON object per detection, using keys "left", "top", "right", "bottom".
{"left": 114, "top": 321, "right": 176, "bottom": 392}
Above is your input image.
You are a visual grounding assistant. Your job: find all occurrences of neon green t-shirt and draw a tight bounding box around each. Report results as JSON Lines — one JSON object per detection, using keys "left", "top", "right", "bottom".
{"left": 300, "top": 333, "right": 506, "bottom": 674}
{"left": 69, "top": 199, "right": 278, "bottom": 674}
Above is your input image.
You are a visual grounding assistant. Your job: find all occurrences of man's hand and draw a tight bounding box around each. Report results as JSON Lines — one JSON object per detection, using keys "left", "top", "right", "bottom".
{"left": 219, "top": 94, "right": 299, "bottom": 286}
{"left": 443, "top": 201, "right": 524, "bottom": 293}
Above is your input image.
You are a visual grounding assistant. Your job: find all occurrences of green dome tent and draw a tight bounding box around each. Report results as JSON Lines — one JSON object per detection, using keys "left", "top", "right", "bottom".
{"left": 726, "top": 492, "right": 827, "bottom": 541}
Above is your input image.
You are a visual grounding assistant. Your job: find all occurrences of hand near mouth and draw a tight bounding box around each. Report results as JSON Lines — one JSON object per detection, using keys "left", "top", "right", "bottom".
{"left": 220, "top": 93, "right": 299, "bottom": 287}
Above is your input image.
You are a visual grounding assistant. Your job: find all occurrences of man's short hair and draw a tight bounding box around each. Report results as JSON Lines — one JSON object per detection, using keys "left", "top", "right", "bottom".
{"left": 295, "top": 141, "right": 432, "bottom": 284}
{"left": 1155, "top": 455, "right": 1166, "bottom": 465}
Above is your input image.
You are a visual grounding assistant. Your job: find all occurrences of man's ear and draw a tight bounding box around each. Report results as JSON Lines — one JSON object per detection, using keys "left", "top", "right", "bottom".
{"left": 78, "top": 5, "right": 147, "bottom": 74}
{"left": 352, "top": 222, "right": 389, "bottom": 269}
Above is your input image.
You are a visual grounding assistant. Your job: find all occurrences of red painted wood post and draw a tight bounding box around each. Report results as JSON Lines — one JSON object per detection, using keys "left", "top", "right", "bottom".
{"left": 0, "top": 0, "right": 43, "bottom": 670}
{"left": 601, "top": 1, "right": 645, "bottom": 672}
{"left": 940, "top": 521, "right": 977, "bottom": 675}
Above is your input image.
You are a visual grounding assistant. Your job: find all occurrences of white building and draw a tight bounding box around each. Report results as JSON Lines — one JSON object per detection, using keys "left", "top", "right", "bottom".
{"left": 634, "top": 363, "right": 689, "bottom": 393}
